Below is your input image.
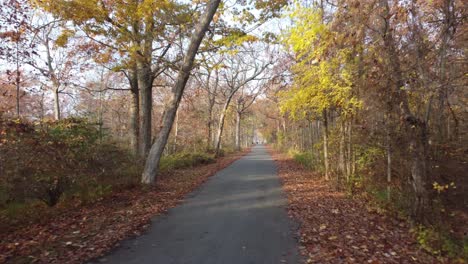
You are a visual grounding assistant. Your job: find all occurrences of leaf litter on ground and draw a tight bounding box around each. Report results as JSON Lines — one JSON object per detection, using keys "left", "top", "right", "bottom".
{"left": 269, "top": 148, "right": 442, "bottom": 264}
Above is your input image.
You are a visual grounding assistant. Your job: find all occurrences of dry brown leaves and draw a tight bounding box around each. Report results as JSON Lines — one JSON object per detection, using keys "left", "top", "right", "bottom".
{"left": 269, "top": 149, "right": 441, "bottom": 264}
{"left": 0, "top": 150, "right": 248, "bottom": 264}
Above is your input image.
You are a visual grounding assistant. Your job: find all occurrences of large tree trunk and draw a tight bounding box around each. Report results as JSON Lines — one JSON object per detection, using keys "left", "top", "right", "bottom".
{"left": 141, "top": 0, "right": 221, "bottom": 184}
{"left": 235, "top": 110, "right": 241, "bottom": 151}
{"left": 408, "top": 124, "right": 429, "bottom": 218}
{"left": 138, "top": 62, "right": 153, "bottom": 157}
{"left": 129, "top": 67, "right": 140, "bottom": 156}
{"left": 137, "top": 20, "right": 155, "bottom": 158}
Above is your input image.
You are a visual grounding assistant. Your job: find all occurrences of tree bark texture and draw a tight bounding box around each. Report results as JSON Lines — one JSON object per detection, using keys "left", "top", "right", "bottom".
{"left": 138, "top": 61, "right": 153, "bottom": 157}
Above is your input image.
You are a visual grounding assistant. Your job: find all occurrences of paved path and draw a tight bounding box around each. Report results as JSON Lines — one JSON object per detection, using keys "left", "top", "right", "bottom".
{"left": 96, "top": 145, "right": 300, "bottom": 264}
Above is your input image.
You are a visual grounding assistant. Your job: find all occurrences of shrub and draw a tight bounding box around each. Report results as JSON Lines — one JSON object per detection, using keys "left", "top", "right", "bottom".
{"left": 0, "top": 117, "right": 140, "bottom": 208}
{"left": 294, "top": 152, "right": 313, "bottom": 169}
{"left": 414, "top": 225, "right": 463, "bottom": 259}
{"left": 159, "top": 152, "right": 215, "bottom": 171}
{"left": 288, "top": 148, "right": 322, "bottom": 172}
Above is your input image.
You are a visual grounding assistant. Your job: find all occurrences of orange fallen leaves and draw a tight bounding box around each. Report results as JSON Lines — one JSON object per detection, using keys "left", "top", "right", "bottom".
{"left": 269, "top": 148, "right": 441, "bottom": 264}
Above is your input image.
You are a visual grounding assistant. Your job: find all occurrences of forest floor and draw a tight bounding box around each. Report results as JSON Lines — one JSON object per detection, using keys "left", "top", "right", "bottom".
{"left": 269, "top": 148, "right": 443, "bottom": 264}
{"left": 0, "top": 150, "right": 248, "bottom": 264}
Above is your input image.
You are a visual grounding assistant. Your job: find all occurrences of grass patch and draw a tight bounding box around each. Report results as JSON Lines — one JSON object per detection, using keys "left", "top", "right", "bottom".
{"left": 287, "top": 148, "right": 322, "bottom": 172}
{"left": 160, "top": 152, "right": 215, "bottom": 171}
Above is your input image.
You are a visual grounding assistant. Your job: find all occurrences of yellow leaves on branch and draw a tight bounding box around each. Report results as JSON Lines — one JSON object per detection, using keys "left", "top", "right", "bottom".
{"left": 279, "top": 5, "right": 361, "bottom": 120}
{"left": 55, "top": 29, "right": 74, "bottom": 47}
{"left": 32, "top": 0, "right": 107, "bottom": 24}
{"left": 214, "top": 30, "right": 259, "bottom": 50}
{"left": 285, "top": 7, "right": 327, "bottom": 56}
{"left": 33, "top": 0, "right": 184, "bottom": 30}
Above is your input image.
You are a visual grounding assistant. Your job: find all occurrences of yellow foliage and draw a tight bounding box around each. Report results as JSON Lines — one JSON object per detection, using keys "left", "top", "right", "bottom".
{"left": 55, "top": 29, "right": 74, "bottom": 47}
{"left": 279, "top": 5, "right": 361, "bottom": 120}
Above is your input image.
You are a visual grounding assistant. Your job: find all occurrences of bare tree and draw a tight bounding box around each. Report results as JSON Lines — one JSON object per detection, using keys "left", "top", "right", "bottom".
{"left": 214, "top": 44, "right": 271, "bottom": 156}
{"left": 234, "top": 81, "right": 265, "bottom": 150}
{"left": 28, "top": 17, "right": 80, "bottom": 120}
{"left": 194, "top": 54, "right": 224, "bottom": 150}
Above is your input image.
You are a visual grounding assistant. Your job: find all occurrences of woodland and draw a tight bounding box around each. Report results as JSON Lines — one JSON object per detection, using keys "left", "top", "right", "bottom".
{"left": 0, "top": 0, "right": 466, "bottom": 263}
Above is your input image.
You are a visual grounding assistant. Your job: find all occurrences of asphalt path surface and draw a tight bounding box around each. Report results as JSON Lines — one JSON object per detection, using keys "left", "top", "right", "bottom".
{"left": 94, "top": 145, "right": 300, "bottom": 264}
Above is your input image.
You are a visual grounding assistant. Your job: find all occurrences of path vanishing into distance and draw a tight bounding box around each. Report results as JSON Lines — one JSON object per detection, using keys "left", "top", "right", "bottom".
{"left": 93, "top": 145, "right": 301, "bottom": 264}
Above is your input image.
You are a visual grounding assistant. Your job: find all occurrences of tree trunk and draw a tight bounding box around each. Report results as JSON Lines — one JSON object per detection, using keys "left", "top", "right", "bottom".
{"left": 98, "top": 76, "right": 104, "bottom": 143}
{"left": 173, "top": 109, "right": 179, "bottom": 153}
{"left": 346, "top": 120, "right": 352, "bottom": 181}
{"left": 129, "top": 68, "right": 140, "bottom": 156}
{"left": 207, "top": 119, "right": 212, "bottom": 149}
{"left": 138, "top": 62, "right": 153, "bottom": 157}
{"left": 275, "top": 119, "right": 280, "bottom": 142}
{"left": 447, "top": 101, "right": 459, "bottom": 140}
{"left": 15, "top": 55, "right": 20, "bottom": 118}
{"left": 323, "top": 110, "right": 330, "bottom": 181}
{"left": 435, "top": 0, "right": 451, "bottom": 142}
{"left": 53, "top": 87, "right": 61, "bottom": 120}
{"left": 206, "top": 99, "right": 214, "bottom": 150}
{"left": 39, "top": 92, "right": 45, "bottom": 121}
{"left": 380, "top": 0, "right": 429, "bottom": 220}
{"left": 339, "top": 120, "right": 346, "bottom": 182}
{"left": 386, "top": 121, "right": 392, "bottom": 201}
{"left": 235, "top": 110, "right": 241, "bottom": 151}
{"left": 214, "top": 100, "right": 231, "bottom": 157}
{"left": 141, "top": 0, "right": 221, "bottom": 184}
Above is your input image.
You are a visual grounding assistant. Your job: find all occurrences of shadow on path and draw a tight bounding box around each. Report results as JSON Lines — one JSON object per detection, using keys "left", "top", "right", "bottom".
{"left": 91, "top": 145, "right": 301, "bottom": 264}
